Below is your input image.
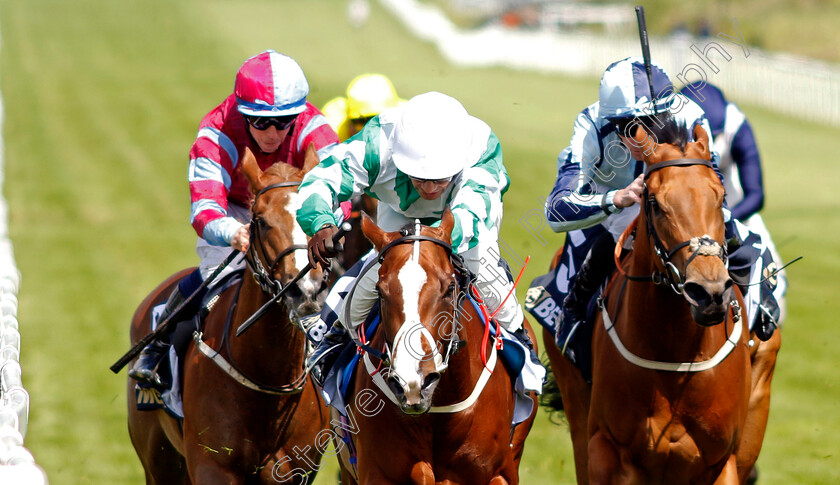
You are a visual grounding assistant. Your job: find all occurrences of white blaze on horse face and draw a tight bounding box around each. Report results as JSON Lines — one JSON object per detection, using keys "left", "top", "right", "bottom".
{"left": 391, "top": 248, "right": 442, "bottom": 403}
{"left": 286, "top": 193, "right": 316, "bottom": 293}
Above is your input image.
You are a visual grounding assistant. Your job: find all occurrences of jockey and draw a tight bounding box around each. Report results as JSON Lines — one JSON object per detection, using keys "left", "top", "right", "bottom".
{"left": 296, "top": 91, "right": 536, "bottom": 384}
{"left": 322, "top": 73, "right": 405, "bottom": 141}
{"left": 542, "top": 57, "right": 781, "bottom": 367}
{"left": 679, "top": 82, "right": 786, "bottom": 321}
{"left": 129, "top": 50, "right": 339, "bottom": 388}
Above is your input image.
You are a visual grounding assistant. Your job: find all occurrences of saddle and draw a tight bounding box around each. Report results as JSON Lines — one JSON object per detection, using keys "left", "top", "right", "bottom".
{"left": 134, "top": 271, "right": 244, "bottom": 418}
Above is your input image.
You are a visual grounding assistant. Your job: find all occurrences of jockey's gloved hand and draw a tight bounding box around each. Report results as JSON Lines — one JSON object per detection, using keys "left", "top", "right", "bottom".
{"left": 308, "top": 224, "right": 344, "bottom": 269}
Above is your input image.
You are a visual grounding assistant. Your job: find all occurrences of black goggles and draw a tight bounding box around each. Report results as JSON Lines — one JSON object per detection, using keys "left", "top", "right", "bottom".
{"left": 611, "top": 117, "right": 639, "bottom": 137}
{"left": 245, "top": 114, "right": 297, "bottom": 131}
{"left": 409, "top": 175, "right": 453, "bottom": 184}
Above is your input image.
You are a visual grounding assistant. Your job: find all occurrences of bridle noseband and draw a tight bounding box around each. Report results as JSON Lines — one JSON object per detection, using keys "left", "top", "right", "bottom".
{"left": 637, "top": 158, "right": 727, "bottom": 294}
{"left": 360, "top": 230, "right": 474, "bottom": 372}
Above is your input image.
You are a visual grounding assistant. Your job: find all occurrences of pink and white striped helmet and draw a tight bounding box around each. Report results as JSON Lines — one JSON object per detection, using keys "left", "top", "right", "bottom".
{"left": 234, "top": 50, "right": 309, "bottom": 117}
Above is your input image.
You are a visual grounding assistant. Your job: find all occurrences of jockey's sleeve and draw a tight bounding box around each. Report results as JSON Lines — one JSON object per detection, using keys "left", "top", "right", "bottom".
{"left": 189, "top": 125, "right": 243, "bottom": 246}
{"left": 545, "top": 110, "right": 617, "bottom": 233}
{"left": 292, "top": 110, "right": 340, "bottom": 165}
{"left": 296, "top": 118, "right": 380, "bottom": 236}
{"left": 729, "top": 120, "right": 764, "bottom": 220}
{"left": 449, "top": 131, "right": 509, "bottom": 254}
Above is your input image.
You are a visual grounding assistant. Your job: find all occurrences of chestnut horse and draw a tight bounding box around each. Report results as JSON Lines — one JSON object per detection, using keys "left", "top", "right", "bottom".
{"left": 543, "top": 124, "right": 781, "bottom": 484}
{"left": 127, "top": 146, "right": 330, "bottom": 484}
{"left": 332, "top": 211, "right": 537, "bottom": 484}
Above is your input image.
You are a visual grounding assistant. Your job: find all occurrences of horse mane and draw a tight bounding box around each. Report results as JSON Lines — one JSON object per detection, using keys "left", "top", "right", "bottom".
{"left": 263, "top": 161, "right": 304, "bottom": 182}
{"left": 638, "top": 112, "right": 689, "bottom": 153}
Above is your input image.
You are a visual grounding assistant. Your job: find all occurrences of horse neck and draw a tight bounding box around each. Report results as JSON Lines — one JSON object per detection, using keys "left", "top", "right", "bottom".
{"left": 227, "top": 272, "right": 306, "bottom": 382}
{"left": 622, "top": 216, "right": 712, "bottom": 355}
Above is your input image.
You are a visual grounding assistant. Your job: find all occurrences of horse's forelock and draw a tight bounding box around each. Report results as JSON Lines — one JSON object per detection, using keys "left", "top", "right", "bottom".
{"left": 641, "top": 113, "right": 689, "bottom": 154}
{"left": 263, "top": 162, "right": 304, "bottom": 182}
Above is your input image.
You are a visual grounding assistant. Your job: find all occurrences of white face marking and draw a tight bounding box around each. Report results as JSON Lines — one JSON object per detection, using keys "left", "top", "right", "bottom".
{"left": 391, "top": 248, "right": 429, "bottom": 402}
{"left": 286, "top": 192, "right": 316, "bottom": 293}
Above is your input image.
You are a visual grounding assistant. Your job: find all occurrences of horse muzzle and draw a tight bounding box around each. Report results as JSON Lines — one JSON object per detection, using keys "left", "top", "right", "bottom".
{"left": 283, "top": 273, "right": 329, "bottom": 316}
{"left": 683, "top": 277, "right": 735, "bottom": 326}
{"left": 387, "top": 372, "right": 440, "bottom": 415}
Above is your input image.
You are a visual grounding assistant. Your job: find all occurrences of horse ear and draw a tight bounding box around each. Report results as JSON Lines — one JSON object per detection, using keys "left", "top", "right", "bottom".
{"left": 691, "top": 124, "right": 711, "bottom": 161}
{"left": 631, "top": 124, "right": 659, "bottom": 164}
{"left": 241, "top": 147, "right": 264, "bottom": 193}
{"left": 302, "top": 142, "right": 321, "bottom": 173}
{"left": 438, "top": 208, "right": 455, "bottom": 243}
{"left": 361, "top": 212, "right": 387, "bottom": 251}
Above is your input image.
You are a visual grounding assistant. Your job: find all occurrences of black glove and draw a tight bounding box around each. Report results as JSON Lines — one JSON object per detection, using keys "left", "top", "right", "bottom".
{"left": 308, "top": 224, "right": 343, "bottom": 269}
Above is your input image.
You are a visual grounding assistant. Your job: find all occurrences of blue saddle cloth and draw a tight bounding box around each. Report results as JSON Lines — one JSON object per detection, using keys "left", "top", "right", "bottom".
{"left": 525, "top": 265, "right": 600, "bottom": 382}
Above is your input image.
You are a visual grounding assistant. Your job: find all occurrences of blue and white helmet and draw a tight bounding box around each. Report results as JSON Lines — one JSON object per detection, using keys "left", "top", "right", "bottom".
{"left": 599, "top": 56, "right": 673, "bottom": 120}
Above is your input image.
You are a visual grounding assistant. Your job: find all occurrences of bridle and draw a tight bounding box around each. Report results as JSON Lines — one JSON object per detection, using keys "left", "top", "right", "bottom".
{"left": 245, "top": 181, "right": 309, "bottom": 298}
{"left": 353, "top": 229, "right": 473, "bottom": 372}
{"left": 627, "top": 158, "right": 727, "bottom": 294}
{"left": 197, "top": 179, "right": 317, "bottom": 395}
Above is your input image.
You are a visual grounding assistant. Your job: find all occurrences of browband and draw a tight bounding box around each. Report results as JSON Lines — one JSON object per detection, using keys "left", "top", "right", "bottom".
{"left": 644, "top": 158, "right": 712, "bottom": 178}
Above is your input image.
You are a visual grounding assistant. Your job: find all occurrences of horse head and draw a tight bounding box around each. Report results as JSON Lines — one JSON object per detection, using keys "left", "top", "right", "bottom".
{"left": 631, "top": 121, "right": 733, "bottom": 326}
{"left": 241, "top": 145, "right": 329, "bottom": 317}
{"left": 361, "top": 209, "right": 461, "bottom": 415}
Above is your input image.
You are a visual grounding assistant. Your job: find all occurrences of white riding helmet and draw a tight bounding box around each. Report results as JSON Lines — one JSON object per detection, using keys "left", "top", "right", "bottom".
{"left": 392, "top": 92, "right": 473, "bottom": 180}
{"left": 599, "top": 56, "right": 674, "bottom": 120}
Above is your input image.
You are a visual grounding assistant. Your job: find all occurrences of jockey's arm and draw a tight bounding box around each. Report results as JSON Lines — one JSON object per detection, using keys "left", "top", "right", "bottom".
{"left": 448, "top": 132, "right": 508, "bottom": 256}
{"left": 545, "top": 112, "right": 623, "bottom": 234}
{"left": 188, "top": 128, "right": 247, "bottom": 247}
{"left": 729, "top": 119, "right": 765, "bottom": 220}
{"left": 296, "top": 135, "right": 373, "bottom": 236}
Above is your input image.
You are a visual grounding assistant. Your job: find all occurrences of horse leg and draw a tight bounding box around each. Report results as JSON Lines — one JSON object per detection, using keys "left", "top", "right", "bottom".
{"left": 714, "top": 455, "right": 741, "bottom": 485}
{"left": 543, "top": 327, "right": 591, "bottom": 485}
{"left": 587, "top": 429, "right": 623, "bottom": 485}
{"left": 409, "top": 462, "right": 435, "bottom": 485}
{"left": 488, "top": 477, "right": 510, "bottom": 485}
{"left": 736, "top": 330, "right": 781, "bottom": 483}
{"left": 186, "top": 457, "right": 244, "bottom": 485}
{"left": 127, "top": 372, "right": 189, "bottom": 484}
{"left": 127, "top": 412, "right": 189, "bottom": 484}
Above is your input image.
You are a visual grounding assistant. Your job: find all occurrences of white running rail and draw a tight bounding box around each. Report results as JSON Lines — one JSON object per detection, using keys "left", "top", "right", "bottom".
{"left": 0, "top": 6, "right": 49, "bottom": 482}
{"left": 380, "top": 0, "right": 840, "bottom": 127}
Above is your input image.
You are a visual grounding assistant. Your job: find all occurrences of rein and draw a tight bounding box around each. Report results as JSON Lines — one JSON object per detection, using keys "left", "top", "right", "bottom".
{"left": 194, "top": 179, "right": 317, "bottom": 395}
{"left": 351, "top": 231, "right": 475, "bottom": 374}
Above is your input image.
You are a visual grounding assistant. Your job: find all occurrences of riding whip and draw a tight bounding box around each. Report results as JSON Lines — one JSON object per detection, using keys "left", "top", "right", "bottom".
{"left": 235, "top": 222, "right": 351, "bottom": 337}
{"left": 110, "top": 250, "right": 242, "bottom": 374}
{"left": 635, "top": 6, "right": 659, "bottom": 114}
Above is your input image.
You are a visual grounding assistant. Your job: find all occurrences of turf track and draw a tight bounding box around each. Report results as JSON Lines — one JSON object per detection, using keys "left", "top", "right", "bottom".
{"left": 1, "top": 1, "right": 838, "bottom": 483}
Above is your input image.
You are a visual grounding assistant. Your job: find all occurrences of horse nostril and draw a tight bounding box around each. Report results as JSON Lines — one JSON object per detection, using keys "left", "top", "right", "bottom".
{"left": 716, "top": 278, "right": 735, "bottom": 304}
{"left": 683, "top": 282, "right": 710, "bottom": 307}
{"left": 387, "top": 376, "right": 405, "bottom": 399}
{"left": 422, "top": 373, "right": 440, "bottom": 391}
{"left": 285, "top": 283, "right": 302, "bottom": 299}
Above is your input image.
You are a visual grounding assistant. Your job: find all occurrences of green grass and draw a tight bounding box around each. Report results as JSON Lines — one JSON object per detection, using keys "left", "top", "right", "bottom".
{"left": 2, "top": 0, "right": 839, "bottom": 483}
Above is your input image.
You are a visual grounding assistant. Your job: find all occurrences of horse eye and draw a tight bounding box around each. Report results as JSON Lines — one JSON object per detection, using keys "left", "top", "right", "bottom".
{"left": 445, "top": 283, "right": 457, "bottom": 299}
{"left": 648, "top": 195, "right": 660, "bottom": 212}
